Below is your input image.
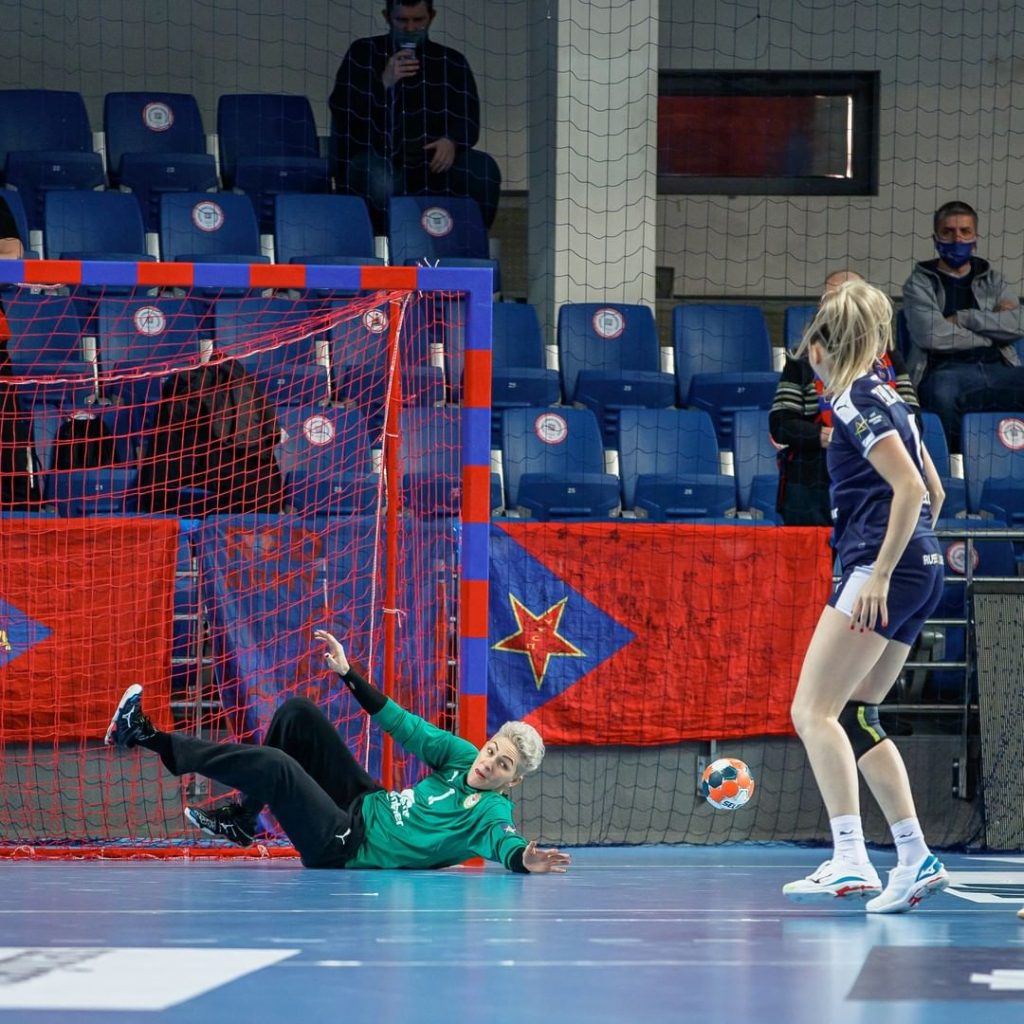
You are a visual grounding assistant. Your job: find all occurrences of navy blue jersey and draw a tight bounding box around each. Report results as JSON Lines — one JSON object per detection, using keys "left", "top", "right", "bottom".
{"left": 827, "top": 372, "right": 934, "bottom": 568}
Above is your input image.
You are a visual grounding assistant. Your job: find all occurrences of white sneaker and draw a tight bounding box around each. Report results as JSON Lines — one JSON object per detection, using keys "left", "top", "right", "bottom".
{"left": 783, "top": 859, "right": 882, "bottom": 902}
{"left": 865, "top": 854, "right": 949, "bottom": 914}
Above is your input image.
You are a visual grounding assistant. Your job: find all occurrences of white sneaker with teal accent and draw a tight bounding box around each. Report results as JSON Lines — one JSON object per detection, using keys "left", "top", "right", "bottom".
{"left": 783, "top": 859, "right": 882, "bottom": 902}
{"left": 865, "top": 854, "right": 949, "bottom": 914}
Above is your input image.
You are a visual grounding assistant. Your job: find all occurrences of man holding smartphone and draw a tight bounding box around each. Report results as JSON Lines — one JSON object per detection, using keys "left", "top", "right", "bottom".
{"left": 329, "top": 1, "right": 501, "bottom": 231}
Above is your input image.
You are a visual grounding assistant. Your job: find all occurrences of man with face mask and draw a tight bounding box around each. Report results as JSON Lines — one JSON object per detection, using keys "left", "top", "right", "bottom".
{"left": 902, "top": 200, "right": 1024, "bottom": 451}
{"left": 329, "top": 1, "right": 501, "bottom": 232}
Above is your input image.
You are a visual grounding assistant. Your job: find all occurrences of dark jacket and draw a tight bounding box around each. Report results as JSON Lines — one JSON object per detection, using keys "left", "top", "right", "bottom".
{"left": 329, "top": 34, "right": 480, "bottom": 166}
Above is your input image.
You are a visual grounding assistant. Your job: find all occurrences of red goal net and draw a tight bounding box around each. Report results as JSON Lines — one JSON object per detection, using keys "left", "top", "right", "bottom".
{"left": 0, "top": 262, "right": 491, "bottom": 857}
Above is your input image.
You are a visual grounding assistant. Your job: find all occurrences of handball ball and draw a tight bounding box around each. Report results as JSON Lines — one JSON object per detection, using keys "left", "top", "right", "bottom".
{"left": 701, "top": 757, "right": 755, "bottom": 810}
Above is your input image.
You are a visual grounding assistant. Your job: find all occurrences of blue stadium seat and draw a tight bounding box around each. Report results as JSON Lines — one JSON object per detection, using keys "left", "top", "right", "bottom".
{"left": 919, "top": 410, "right": 966, "bottom": 520}
{"left": 0, "top": 89, "right": 105, "bottom": 231}
{"left": 328, "top": 300, "right": 444, "bottom": 429}
{"left": 617, "top": 407, "right": 735, "bottom": 521}
{"left": 250, "top": 366, "right": 329, "bottom": 408}
{"left": 273, "top": 194, "right": 381, "bottom": 265}
{"left": 925, "top": 533, "right": 1018, "bottom": 696}
{"left": 217, "top": 94, "right": 329, "bottom": 232}
{"left": 103, "top": 92, "right": 219, "bottom": 232}
{"left": 31, "top": 406, "right": 136, "bottom": 506}
{"left": 0, "top": 189, "right": 36, "bottom": 257}
{"left": 500, "top": 407, "right": 619, "bottom": 520}
{"left": 43, "top": 190, "right": 151, "bottom": 261}
{"left": 557, "top": 302, "right": 675, "bottom": 444}
{"left": 4, "top": 292, "right": 95, "bottom": 407}
{"left": 961, "top": 412, "right": 1024, "bottom": 525}
{"left": 51, "top": 466, "right": 138, "bottom": 516}
{"left": 387, "top": 196, "right": 499, "bottom": 289}
{"left": 783, "top": 304, "right": 816, "bottom": 353}
{"left": 490, "top": 301, "right": 560, "bottom": 445}
{"left": 158, "top": 191, "right": 267, "bottom": 266}
{"left": 672, "top": 303, "right": 779, "bottom": 447}
{"left": 399, "top": 407, "right": 461, "bottom": 516}
{"left": 212, "top": 297, "right": 320, "bottom": 366}
{"left": 732, "top": 408, "right": 781, "bottom": 520}
{"left": 276, "top": 405, "right": 376, "bottom": 515}
{"left": 96, "top": 296, "right": 204, "bottom": 368}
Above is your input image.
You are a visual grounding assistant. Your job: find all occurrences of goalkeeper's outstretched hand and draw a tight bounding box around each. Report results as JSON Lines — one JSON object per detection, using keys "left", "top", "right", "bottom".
{"left": 314, "top": 629, "right": 350, "bottom": 676}
{"left": 522, "top": 840, "right": 572, "bottom": 874}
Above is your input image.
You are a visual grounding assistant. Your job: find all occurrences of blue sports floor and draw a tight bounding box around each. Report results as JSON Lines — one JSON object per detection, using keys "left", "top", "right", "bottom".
{"left": 1, "top": 845, "right": 1023, "bottom": 1023}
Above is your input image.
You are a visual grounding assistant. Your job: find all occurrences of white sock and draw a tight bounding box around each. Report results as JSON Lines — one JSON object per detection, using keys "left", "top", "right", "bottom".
{"left": 830, "top": 814, "right": 869, "bottom": 865}
{"left": 890, "top": 816, "right": 929, "bottom": 866}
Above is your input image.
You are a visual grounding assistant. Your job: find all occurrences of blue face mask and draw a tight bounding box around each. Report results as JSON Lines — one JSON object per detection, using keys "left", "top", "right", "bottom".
{"left": 934, "top": 238, "right": 976, "bottom": 270}
{"left": 391, "top": 27, "right": 428, "bottom": 49}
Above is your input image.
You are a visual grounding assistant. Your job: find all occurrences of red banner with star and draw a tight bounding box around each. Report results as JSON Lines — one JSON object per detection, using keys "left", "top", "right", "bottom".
{"left": 488, "top": 523, "right": 833, "bottom": 744}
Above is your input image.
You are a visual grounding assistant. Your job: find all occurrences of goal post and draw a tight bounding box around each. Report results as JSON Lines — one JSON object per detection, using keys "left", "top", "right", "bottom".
{"left": 0, "top": 258, "right": 493, "bottom": 856}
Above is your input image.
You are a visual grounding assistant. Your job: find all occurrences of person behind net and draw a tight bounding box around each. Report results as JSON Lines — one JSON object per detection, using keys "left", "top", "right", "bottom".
{"left": 105, "top": 629, "right": 570, "bottom": 874}
{"left": 902, "top": 199, "right": 1024, "bottom": 453}
{"left": 770, "top": 270, "right": 920, "bottom": 526}
{"left": 782, "top": 279, "right": 950, "bottom": 913}
{"left": 329, "top": 0, "right": 502, "bottom": 231}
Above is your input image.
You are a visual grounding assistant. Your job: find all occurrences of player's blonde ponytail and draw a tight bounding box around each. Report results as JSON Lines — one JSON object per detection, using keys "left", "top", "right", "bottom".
{"left": 797, "top": 280, "right": 894, "bottom": 396}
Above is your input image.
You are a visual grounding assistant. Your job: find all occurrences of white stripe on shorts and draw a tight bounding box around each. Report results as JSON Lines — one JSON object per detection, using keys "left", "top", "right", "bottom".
{"left": 833, "top": 564, "right": 875, "bottom": 617}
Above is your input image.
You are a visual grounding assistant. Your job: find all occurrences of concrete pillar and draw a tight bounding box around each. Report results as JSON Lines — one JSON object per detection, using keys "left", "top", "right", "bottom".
{"left": 528, "top": 0, "right": 660, "bottom": 340}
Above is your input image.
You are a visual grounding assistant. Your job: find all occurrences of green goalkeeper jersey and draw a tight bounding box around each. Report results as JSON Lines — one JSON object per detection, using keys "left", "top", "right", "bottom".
{"left": 347, "top": 699, "right": 529, "bottom": 871}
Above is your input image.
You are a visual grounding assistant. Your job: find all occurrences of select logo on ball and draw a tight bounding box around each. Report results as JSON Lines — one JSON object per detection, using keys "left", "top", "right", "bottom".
{"left": 701, "top": 757, "right": 755, "bottom": 810}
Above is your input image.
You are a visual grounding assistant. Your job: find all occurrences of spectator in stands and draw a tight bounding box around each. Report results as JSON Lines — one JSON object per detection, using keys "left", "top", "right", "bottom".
{"left": 783, "top": 279, "right": 949, "bottom": 913}
{"left": 0, "top": 195, "right": 36, "bottom": 509}
{"left": 770, "top": 270, "right": 919, "bottom": 525}
{"left": 106, "top": 628, "right": 571, "bottom": 875}
{"left": 902, "top": 200, "right": 1024, "bottom": 452}
{"left": 329, "top": 0, "right": 501, "bottom": 231}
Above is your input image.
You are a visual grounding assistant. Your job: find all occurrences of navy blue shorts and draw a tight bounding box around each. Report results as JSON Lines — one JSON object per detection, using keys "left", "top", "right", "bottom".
{"left": 828, "top": 538, "right": 945, "bottom": 644}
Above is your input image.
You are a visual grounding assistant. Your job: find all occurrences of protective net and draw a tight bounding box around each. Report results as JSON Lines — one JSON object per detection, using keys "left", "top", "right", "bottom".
{"left": 2, "top": 0, "right": 1021, "bottom": 858}
{"left": 0, "top": 270, "right": 475, "bottom": 856}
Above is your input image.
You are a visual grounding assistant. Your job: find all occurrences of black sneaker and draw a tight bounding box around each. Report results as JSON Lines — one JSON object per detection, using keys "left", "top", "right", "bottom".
{"left": 104, "top": 684, "right": 156, "bottom": 748}
{"left": 184, "top": 804, "right": 258, "bottom": 848}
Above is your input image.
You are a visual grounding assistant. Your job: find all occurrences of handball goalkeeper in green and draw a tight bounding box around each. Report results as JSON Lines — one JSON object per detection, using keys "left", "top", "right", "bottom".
{"left": 105, "top": 629, "right": 570, "bottom": 874}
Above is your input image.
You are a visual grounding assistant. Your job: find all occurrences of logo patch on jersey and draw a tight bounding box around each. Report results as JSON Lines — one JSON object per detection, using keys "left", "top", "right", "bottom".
{"left": 463, "top": 793, "right": 482, "bottom": 809}
{"left": 853, "top": 416, "right": 871, "bottom": 438}
{"left": 865, "top": 408, "right": 889, "bottom": 431}
{"left": 501, "top": 824, "right": 517, "bottom": 834}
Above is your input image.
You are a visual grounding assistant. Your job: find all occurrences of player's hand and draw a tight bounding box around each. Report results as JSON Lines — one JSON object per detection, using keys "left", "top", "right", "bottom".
{"left": 424, "top": 137, "right": 456, "bottom": 174}
{"left": 995, "top": 298, "right": 1017, "bottom": 312}
{"left": 849, "top": 573, "right": 891, "bottom": 632}
{"left": 522, "top": 840, "right": 571, "bottom": 874}
{"left": 819, "top": 426, "right": 833, "bottom": 448}
{"left": 383, "top": 48, "right": 419, "bottom": 88}
{"left": 314, "top": 629, "right": 350, "bottom": 676}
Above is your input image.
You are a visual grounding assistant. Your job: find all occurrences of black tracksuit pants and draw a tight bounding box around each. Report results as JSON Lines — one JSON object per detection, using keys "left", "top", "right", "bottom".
{"left": 147, "top": 697, "right": 383, "bottom": 867}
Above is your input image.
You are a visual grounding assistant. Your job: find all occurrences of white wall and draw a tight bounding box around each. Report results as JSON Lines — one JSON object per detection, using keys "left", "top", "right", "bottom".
{"left": 658, "top": 0, "right": 1024, "bottom": 296}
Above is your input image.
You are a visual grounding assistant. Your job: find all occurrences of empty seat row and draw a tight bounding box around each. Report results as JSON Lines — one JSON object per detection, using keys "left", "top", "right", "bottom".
{"left": 18, "top": 398, "right": 1024, "bottom": 529}
{"left": 3, "top": 292, "right": 453, "bottom": 419}
{"left": 0, "top": 89, "right": 327, "bottom": 231}
{"left": 2, "top": 190, "right": 496, "bottom": 279}
{"left": 493, "top": 300, "right": 780, "bottom": 447}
